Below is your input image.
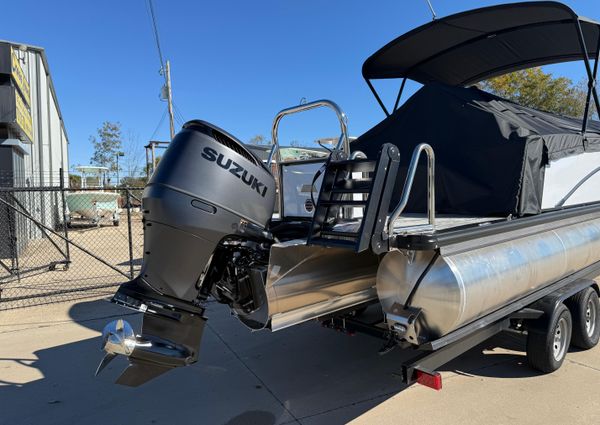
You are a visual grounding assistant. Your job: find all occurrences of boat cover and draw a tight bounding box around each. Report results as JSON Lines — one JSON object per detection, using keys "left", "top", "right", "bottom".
{"left": 362, "top": 1, "right": 600, "bottom": 86}
{"left": 352, "top": 83, "right": 600, "bottom": 216}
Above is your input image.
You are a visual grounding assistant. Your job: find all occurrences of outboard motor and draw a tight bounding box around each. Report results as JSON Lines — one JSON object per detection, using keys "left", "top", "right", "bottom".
{"left": 96, "top": 121, "right": 276, "bottom": 386}
{"left": 139, "top": 120, "right": 275, "bottom": 300}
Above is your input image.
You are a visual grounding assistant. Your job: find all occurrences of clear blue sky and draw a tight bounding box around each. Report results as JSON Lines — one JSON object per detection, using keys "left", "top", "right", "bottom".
{"left": 3, "top": 0, "right": 600, "bottom": 170}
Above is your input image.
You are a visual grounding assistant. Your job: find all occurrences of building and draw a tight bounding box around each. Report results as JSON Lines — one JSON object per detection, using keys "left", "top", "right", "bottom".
{"left": 0, "top": 40, "right": 69, "bottom": 187}
{"left": 0, "top": 41, "right": 69, "bottom": 259}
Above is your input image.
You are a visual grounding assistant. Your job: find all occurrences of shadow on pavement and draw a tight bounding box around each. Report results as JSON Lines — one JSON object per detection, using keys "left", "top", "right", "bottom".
{"left": 0, "top": 299, "right": 546, "bottom": 425}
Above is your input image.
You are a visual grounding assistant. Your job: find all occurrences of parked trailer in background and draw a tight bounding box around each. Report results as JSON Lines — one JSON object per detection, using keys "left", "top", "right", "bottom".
{"left": 97, "top": 2, "right": 600, "bottom": 390}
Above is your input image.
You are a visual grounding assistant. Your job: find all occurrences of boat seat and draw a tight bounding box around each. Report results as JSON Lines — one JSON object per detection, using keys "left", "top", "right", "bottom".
{"left": 269, "top": 220, "right": 312, "bottom": 241}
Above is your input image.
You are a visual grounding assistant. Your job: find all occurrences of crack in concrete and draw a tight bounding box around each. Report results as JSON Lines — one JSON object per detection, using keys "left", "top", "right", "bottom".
{"left": 566, "top": 358, "right": 600, "bottom": 373}
{"left": 282, "top": 390, "right": 399, "bottom": 425}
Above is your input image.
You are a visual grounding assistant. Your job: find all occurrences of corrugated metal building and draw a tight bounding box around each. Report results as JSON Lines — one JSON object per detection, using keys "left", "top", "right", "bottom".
{"left": 0, "top": 40, "right": 68, "bottom": 186}
{"left": 0, "top": 41, "right": 69, "bottom": 258}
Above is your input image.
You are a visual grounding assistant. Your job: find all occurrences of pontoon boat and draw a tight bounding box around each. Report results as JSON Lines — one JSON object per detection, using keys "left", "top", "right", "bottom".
{"left": 96, "top": 2, "right": 600, "bottom": 389}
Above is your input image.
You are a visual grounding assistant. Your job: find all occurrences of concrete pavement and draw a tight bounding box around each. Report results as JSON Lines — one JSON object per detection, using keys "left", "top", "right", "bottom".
{"left": 0, "top": 298, "right": 599, "bottom": 425}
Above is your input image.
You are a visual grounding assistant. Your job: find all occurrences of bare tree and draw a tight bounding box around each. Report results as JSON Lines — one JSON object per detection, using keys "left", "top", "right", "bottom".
{"left": 248, "top": 135, "right": 270, "bottom": 145}
{"left": 122, "top": 130, "right": 145, "bottom": 178}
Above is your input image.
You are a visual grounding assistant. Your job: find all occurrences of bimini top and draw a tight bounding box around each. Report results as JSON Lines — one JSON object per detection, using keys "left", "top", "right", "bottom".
{"left": 362, "top": 1, "right": 600, "bottom": 86}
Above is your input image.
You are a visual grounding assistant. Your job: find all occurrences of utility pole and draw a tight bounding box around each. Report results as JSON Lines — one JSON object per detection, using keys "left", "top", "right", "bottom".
{"left": 116, "top": 152, "right": 125, "bottom": 186}
{"left": 165, "top": 60, "right": 175, "bottom": 140}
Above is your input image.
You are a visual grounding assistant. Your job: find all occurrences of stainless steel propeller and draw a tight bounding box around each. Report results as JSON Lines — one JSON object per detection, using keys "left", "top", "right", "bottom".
{"left": 95, "top": 319, "right": 137, "bottom": 376}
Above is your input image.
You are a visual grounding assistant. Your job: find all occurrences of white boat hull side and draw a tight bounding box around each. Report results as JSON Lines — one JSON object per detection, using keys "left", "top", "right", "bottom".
{"left": 66, "top": 192, "right": 120, "bottom": 220}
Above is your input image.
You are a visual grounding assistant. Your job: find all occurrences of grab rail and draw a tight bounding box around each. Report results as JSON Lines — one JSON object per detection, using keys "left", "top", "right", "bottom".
{"left": 555, "top": 165, "right": 600, "bottom": 207}
{"left": 267, "top": 99, "right": 350, "bottom": 166}
{"left": 388, "top": 143, "right": 436, "bottom": 235}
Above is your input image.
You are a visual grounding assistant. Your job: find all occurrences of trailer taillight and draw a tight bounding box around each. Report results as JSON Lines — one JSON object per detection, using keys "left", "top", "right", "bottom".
{"left": 416, "top": 369, "right": 442, "bottom": 390}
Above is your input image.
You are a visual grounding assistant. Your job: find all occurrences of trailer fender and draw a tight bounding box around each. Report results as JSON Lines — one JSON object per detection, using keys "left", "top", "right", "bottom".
{"left": 525, "top": 278, "right": 597, "bottom": 334}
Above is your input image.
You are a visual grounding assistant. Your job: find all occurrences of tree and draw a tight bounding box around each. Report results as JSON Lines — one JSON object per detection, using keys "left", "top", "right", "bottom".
{"left": 68, "top": 173, "right": 81, "bottom": 189}
{"left": 479, "top": 67, "right": 596, "bottom": 119}
{"left": 122, "top": 129, "right": 145, "bottom": 178}
{"left": 120, "top": 175, "right": 147, "bottom": 187}
{"left": 248, "top": 134, "right": 270, "bottom": 145}
{"left": 90, "top": 122, "right": 123, "bottom": 176}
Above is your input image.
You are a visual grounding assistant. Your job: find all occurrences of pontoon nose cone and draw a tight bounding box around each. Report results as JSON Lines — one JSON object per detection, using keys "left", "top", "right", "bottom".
{"left": 95, "top": 319, "right": 137, "bottom": 377}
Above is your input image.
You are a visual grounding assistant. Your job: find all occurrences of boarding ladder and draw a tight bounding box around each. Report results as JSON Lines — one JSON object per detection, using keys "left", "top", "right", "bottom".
{"left": 308, "top": 143, "right": 436, "bottom": 253}
{"left": 307, "top": 144, "right": 400, "bottom": 251}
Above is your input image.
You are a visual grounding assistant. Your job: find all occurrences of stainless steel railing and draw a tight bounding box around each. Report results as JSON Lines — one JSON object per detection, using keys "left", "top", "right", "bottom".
{"left": 267, "top": 99, "right": 350, "bottom": 166}
{"left": 267, "top": 99, "right": 350, "bottom": 217}
{"left": 555, "top": 166, "right": 600, "bottom": 207}
{"left": 388, "top": 143, "right": 436, "bottom": 235}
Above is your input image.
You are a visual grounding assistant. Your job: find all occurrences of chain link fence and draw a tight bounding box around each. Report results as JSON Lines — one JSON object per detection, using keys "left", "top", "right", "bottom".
{"left": 0, "top": 183, "right": 145, "bottom": 310}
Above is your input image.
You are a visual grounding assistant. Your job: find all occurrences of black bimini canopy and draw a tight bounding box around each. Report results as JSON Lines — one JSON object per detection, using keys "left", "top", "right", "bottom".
{"left": 362, "top": 1, "right": 600, "bottom": 86}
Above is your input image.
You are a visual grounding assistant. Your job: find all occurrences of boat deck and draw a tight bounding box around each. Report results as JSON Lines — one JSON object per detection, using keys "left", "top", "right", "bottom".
{"left": 332, "top": 214, "right": 503, "bottom": 235}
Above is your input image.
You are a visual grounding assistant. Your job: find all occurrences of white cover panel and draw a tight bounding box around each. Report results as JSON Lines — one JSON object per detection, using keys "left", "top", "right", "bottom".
{"left": 542, "top": 151, "right": 600, "bottom": 209}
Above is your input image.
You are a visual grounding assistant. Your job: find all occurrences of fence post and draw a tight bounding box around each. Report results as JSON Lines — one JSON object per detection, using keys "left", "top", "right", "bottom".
{"left": 4, "top": 193, "right": 20, "bottom": 280}
{"left": 126, "top": 189, "right": 134, "bottom": 279}
{"left": 59, "top": 168, "right": 71, "bottom": 265}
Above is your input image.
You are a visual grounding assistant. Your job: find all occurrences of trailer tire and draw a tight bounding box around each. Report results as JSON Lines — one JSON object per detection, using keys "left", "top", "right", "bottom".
{"left": 567, "top": 287, "right": 600, "bottom": 350}
{"left": 527, "top": 303, "right": 572, "bottom": 373}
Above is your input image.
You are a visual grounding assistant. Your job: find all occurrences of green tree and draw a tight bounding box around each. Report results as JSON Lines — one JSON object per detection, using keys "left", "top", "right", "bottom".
{"left": 68, "top": 173, "right": 81, "bottom": 189}
{"left": 479, "top": 67, "right": 595, "bottom": 119}
{"left": 90, "top": 121, "right": 123, "bottom": 174}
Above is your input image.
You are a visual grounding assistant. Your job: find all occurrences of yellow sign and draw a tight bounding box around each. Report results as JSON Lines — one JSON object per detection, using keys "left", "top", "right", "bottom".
{"left": 14, "top": 89, "right": 33, "bottom": 142}
{"left": 11, "top": 47, "right": 31, "bottom": 106}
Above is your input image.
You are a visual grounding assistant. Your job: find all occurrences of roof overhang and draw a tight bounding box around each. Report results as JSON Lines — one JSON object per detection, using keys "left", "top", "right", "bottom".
{"left": 362, "top": 1, "right": 600, "bottom": 86}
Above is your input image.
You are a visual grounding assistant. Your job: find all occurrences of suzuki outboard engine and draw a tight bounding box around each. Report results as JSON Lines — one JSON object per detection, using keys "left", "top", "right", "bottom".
{"left": 96, "top": 121, "right": 276, "bottom": 386}
{"left": 141, "top": 120, "right": 275, "bottom": 301}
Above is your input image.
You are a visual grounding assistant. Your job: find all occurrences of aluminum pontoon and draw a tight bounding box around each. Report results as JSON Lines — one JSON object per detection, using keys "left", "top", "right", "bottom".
{"left": 97, "top": 2, "right": 600, "bottom": 390}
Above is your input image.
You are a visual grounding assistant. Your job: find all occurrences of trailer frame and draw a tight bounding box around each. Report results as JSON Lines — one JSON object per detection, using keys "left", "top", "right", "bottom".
{"left": 326, "top": 261, "right": 600, "bottom": 389}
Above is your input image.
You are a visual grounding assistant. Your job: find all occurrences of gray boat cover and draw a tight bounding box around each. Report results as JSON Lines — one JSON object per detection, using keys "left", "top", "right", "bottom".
{"left": 352, "top": 83, "right": 600, "bottom": 216}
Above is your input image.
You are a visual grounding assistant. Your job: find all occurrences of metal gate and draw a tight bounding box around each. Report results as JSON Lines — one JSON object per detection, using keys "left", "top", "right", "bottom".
{"left": 0, "top": 185, "right": 145, "bottom": 310}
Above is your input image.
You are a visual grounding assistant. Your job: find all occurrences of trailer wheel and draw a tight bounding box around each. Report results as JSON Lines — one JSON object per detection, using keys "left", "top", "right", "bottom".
{"left": 567, "top": 287, "right": 600, "bottom": 349}
{"left": 527, "top": 303, "right": 572, "bottom": 373}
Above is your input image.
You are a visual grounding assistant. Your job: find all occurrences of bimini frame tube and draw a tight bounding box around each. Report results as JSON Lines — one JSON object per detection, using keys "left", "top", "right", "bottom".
{"left": 575, "top": 18, "right": 600, "bottom": 135}
{"left": 365, "top": 78, "right": 391, "bottom": 117}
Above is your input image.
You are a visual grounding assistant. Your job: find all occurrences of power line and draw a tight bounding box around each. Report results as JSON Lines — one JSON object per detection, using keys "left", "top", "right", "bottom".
{"left": 171, "top": 106, "right": 184, "bottom": 126}
{"left": 173, "top": 102, "right": 186, "bottom": 125}
{"left": 147, "top": 0, "right": 166, "bottom": 74}
{"left": 145, "top": 0, "right": 178, "bottom": 138}
{"left": 150, "top": 107, "right": 168, "bottom": 140}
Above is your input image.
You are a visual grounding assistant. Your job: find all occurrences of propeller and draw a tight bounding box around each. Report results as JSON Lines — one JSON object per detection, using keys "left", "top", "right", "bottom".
{"left": 95, "top": 319, "right": 137, "bottom": 376}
